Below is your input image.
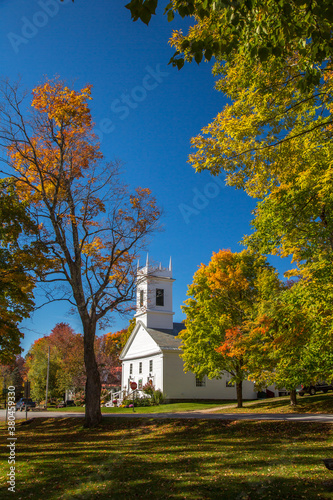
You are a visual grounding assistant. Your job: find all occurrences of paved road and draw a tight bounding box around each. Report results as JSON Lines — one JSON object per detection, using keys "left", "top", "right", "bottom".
{"left": 2, "top": 409, "right": 333, "bottom": 423}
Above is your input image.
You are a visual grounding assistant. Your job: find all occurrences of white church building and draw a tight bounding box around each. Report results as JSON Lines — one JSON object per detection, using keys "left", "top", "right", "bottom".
{"left": 120, "top": 257, "right": 273, "bottom": 401}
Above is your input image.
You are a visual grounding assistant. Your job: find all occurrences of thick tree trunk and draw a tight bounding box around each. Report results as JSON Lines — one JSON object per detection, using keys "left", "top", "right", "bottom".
{"left": 83, "top": 323, "right": 102, "bottom": 427}
{"left": 236, "top": 380, "right": 243, "bottom": 408}
{"left": 290, "top": 389, "right": 297, "bottom": 406}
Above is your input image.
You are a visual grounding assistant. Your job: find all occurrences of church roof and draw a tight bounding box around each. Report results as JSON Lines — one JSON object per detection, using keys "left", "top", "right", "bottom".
{"left": 146, "top": 322, "right": 184, "bottom": 351}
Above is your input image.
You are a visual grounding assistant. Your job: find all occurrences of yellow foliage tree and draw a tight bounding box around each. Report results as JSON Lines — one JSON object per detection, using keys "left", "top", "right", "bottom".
{"left": 0, "top": 77, "right": 161, "bottom": 427}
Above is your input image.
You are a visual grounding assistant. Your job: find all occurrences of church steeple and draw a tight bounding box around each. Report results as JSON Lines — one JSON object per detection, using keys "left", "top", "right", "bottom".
{"left": 135, "top": 257, "right": 175, "bottom": 330}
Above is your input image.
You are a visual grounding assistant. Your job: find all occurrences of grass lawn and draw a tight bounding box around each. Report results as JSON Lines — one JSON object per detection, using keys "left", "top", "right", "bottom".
{"left": 1, "top": 417, "right": 333, "bottom": 499}
{"left": 45, "top": 393, "right": 333, "bottom": 414}
{"left": 214, "top": 393, "right": 333, "bottom": 414}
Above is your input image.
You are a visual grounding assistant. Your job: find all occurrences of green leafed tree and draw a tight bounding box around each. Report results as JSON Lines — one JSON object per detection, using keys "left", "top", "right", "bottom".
{"left": 244, "top": 278, "right": 333, "bottom": 405}
{"left": 26, "top": 338, "right": 59, "bottom": 402}
{"left": 179, "top": 249, "right": 279, "bottom": 407}
{"left": 126, "top": 0, "right": 333, "bottom": 88}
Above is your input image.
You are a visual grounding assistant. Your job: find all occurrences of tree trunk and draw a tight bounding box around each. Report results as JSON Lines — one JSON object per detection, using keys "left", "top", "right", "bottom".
{"left": 83, "top": 323, "right": 102, "bottom": 427}
{"left": 290, "top": 389, "right": 297, "bottom": 406}
{"left": 236, "top": 380, "right": 243, "bottom": 408}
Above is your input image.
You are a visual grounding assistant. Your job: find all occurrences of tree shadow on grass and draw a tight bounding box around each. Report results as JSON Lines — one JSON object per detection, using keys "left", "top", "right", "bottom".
{"left": 228, "top": 394, "right": 333, "bottom": 414}
{"left": 0, "top": 418, "right": 332, "bottom": 500}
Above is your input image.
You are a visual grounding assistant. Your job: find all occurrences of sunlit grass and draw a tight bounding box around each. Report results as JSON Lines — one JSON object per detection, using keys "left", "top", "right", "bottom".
{"left": 1, "top": 417, "right": 333, "bottom": 499}
{"left": 214, "top": 393, "right": 333, "bottom": 414}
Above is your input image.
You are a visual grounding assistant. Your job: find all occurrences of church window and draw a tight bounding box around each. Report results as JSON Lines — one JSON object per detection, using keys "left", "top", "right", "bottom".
{"left": 140, "top": 290, "right": 144, "bottom": 307}
{"left": 195, "top": 377, "right": 206, "bottom": 387}
{"left": 139, "top": 362, "right": 142, "bottom": 374}
{"left": 138, "top": 379, "right": 143, "bottom": 390}
{"left": 156, "top": 288, "right": 164, "bottom": 306}
{"left": 149, "top": 360, "right": 153, "bottom": 372}
{"left": 130, "top": 363, "right": 133, "bottom": 375}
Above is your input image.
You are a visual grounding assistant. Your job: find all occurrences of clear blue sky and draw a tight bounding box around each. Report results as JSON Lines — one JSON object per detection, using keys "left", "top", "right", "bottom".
{"left": 1, "top": 0, "right": 292, "bottom": 353}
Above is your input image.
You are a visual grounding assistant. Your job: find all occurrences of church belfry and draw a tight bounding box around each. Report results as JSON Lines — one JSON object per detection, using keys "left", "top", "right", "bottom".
{"left": 135, "top": 256, "right": 175, "bottom": 330}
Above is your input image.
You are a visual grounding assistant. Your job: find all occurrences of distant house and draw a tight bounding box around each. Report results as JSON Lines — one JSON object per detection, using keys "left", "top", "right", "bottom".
{"left": 120, "top": 257, "right": 270, "bottom": 401}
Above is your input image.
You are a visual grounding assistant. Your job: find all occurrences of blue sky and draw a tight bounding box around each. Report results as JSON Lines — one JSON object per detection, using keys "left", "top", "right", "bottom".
{"left": 1, "top": 0, "right": 291, "bottom": 353}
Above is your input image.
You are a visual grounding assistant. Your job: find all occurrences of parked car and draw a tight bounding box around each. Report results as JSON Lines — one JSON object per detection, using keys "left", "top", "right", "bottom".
{"left": 298, "top": 381, "right": 333, "bottom": 396}
{"left": 15, "top": 398, "right": 36, "bottom": 411}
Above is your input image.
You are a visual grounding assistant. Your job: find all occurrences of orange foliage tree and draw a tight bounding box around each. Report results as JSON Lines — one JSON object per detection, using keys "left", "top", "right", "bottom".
{"left": 0, "top": 78, "right": 161, "bottom": 426}
{"left": 180, "top": 249, "right": 279, "bottom": 407}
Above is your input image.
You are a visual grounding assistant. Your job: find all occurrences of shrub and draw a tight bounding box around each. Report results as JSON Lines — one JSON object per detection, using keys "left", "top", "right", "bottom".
{"left": 73, "top": 391, "right": 85, "bottom": 406}
{"left": 136, "top": 396, "right": 153, "bottom": 407}
{"left": 122, "top": 396, "right": 153, "bottom": 407}
{"left": 152, "top": 389, "right": 165, "bottom": 405}
{"left": 142, "top": 381, "right": 154, "bottom": 397}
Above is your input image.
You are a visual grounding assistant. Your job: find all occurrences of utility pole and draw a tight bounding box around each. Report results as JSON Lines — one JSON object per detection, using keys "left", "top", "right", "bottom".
{"left": 45, "top": 346, "right": 50, "bottom": 410}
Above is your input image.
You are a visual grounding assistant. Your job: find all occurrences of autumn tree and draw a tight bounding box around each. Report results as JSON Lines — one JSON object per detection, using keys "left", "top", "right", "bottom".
{"left": 127, "top": 1, "right": 333, "bottom": 274}
{"left": 121, "top": 317, "right": 136, "bottom": 348}
{"left": 179, "top": 249, "right": 279, "bottom": 407}
{"left": 0, "top": 178, "right": 47, "bottom": 363}
{"left": 26, "top": 323, "right": 85, "bottom": 402}
{"left": 169, "top": 19, "right": 333, "bottom": 394}
{"left": 95, "top": 329, "right": 124, "bottom": 389}
{"left": 95, "top": 323, "right": 138, "bottom": 391}
{"left": 186, "top": 53, "right": 333, "bottom": 289}
{"left": 101, "top": 329, "right": 124, "bottom": 363}
{"left": 126, "top": 1, "right": 333, "bottom": 393}
{"left": 0, "top": 78, "right": 161, "bottom": 426}
{"left": 48, "top": 322, "right": 85, "bottom": 394}
{"left": 0, "top": 355, "right": 27, "bottom": 404}
{"left": 125, "top": 1, "right": 333, "bottom": 216}
{"left": 125, "top": 2, "right": 333, "bottom": 278}
{"left": 170, "top": 11, "right": 333, "bottom": 381}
